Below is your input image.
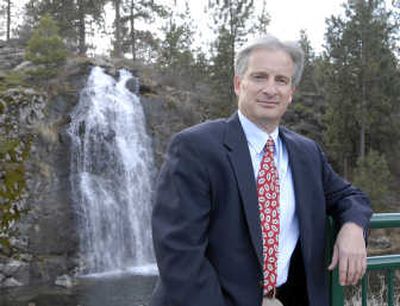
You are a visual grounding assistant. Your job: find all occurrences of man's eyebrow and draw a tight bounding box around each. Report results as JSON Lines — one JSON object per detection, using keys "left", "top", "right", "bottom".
{"left": 276, "top": 74, "right": 291, "bottom": 80}
{"left": 250, "top": 71, "right": 269, "bottom": 75}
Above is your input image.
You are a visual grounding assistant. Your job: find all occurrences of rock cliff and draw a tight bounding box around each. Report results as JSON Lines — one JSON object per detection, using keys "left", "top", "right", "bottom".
{"left": 0, "top": 42, "right": 206, "bottom": 288}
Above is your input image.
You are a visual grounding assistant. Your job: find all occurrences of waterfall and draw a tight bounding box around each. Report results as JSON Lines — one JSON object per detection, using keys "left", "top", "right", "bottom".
{"left": 68, "top": 66, "right": 156, "bottom": 276}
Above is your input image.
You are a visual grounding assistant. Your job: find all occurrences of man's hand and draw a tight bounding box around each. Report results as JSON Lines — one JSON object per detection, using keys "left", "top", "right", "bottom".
{"left": 328, "top": 222, "right": 367, "bottom": 286}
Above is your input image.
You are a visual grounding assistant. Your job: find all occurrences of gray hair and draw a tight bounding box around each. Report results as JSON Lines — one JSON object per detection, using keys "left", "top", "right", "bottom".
{"left": 234, "top": 35, "right": 305, "bottom": 87}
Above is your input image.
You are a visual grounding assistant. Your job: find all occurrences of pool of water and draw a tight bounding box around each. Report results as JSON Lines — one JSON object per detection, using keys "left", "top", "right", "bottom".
{"left": 0, "top": 274, "right": 158, "bottom": 306}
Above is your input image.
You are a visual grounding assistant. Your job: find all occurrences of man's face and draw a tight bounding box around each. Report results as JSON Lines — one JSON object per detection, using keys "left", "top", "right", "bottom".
{"left": 234, "top": 48, "right": 295, "bottom": 132}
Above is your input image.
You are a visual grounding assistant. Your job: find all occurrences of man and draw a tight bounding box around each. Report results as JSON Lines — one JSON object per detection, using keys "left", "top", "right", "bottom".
{"left": 150, "top": 35, "right": 372, "bottom": 306}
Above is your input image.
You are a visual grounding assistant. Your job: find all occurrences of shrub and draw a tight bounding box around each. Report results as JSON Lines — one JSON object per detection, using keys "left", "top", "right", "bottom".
{"left": 25, "top": 14, "right": 67, "bottom": 79}
{"left": 352, "top": 150, "right": 392, "bottom": 211}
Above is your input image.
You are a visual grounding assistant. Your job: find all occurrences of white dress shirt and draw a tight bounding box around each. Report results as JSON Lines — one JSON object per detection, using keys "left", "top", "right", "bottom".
{"left": 238, "top": 110, "right": 300, "bottom": 286}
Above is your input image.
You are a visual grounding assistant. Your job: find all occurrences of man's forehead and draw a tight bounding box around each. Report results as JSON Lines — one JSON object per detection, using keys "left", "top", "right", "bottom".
{"left": 246, "top": 53, "right": 294, "bottom": 77}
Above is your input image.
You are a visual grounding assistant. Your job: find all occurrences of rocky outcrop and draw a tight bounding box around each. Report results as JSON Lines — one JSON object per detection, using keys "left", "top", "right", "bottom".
{"left": 0, "top": 40, "right": 25, "bottom": 72}
{"left": 0, "top": 43, "right": 207, "bottom": 288}
{"left": 0, "top": 53, "right": 91, "bottom": 287}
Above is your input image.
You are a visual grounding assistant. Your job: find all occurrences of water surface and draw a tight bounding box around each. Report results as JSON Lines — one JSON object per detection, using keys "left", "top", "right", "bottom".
{"left": 0, "top": 274, "right": 157, "bottom": 306}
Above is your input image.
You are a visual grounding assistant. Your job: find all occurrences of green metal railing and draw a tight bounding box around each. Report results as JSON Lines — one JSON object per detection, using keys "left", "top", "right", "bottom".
{"left": 329, "top": 213, "right": 400, "bottom": 306}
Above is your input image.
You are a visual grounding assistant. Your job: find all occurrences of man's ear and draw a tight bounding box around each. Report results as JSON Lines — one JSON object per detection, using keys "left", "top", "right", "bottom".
{"left": 233, "top": 75, "right": 241, "bottom": 96}
{"left": 289, "top": 86, "right": 296, "bottom": 104}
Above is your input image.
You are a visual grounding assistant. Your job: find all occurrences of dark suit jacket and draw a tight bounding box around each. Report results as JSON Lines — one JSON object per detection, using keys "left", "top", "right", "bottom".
{"left": 150, "top": 113, "right": 372, "bottom": 306}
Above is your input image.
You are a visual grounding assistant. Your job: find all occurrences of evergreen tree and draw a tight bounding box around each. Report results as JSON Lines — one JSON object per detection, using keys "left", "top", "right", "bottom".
{"left": 210, "top": 27, "right": 236, "bottom": 115}
{"left": 25, "top": 14, "right": 67, "bottom": 78}
{"left": 353, "top": 150, "right": 392, "bottom": 211}
{"left": 0, "top": 0, "right": 12, "bottom": 40}
{"left": 191, "top": 50, "right": 211, "bottom": 89}
{"left": 298, "top": 30, "right": 318, "bottom": 92}
{"left": 283, "top": 30, "right": 325, "bottom": 144}
{"left": 321, "top": 0, "right": 400, "bottom": 178}
{"left": 109, "top": 0, "right": 167, "bottom": 60}
{"left": 253, "top": 0, "right": 270, "bottom": 35}
{"left": 24, "top": 0, "right": 107, "bottom": 55}
{"left": 157, "top": 2, "right": 194, "bottom": 77}
{"left": 112, "top": 0, "right": 123, "bottom": 57}
{"left": 208, "top": 0, "right": 255, "bottom": 116}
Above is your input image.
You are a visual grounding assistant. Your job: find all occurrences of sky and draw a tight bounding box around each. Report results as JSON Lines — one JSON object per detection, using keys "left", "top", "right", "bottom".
{"left": 8, "top": 0, "right": 396, "bottom": 55}
{"left": 184, "top": 0, "right": 345, "bottom": 53}
{"left": 174, "top": 0, "right": 396, "bottom": 54}
{"left": 260, "top": 0, "right": 345, "bottom": 51}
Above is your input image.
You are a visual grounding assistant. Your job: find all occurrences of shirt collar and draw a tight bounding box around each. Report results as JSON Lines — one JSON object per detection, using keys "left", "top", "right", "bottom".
{"left": 238, "top": 110, "right": 279, "bottom": 155}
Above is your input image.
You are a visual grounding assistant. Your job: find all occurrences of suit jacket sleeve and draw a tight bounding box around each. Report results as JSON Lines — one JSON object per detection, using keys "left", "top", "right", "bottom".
{"left": 151, "top": 132, "right": 226, "bottom": 306}
{"left": 318, "top": 145, "right": 372, "bottom": 229}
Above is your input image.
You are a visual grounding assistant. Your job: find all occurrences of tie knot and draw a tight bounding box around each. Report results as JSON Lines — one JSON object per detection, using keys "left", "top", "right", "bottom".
{"left": 265, "top": 138, "right": 275, "bottom": 154}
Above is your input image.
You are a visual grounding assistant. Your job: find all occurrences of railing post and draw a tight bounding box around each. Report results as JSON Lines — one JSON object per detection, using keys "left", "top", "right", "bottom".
{"left": 330, "top": 268, "right": 345, "bottom": 306}
{"left": 387, "top": 269, "right": 394, "bottom": 306}
{"left": 327, "top": 217, "right": 345, "bottom": 306}
{"left": 361, "top": 275, "right": 367, "bottom": 306}
{"left": 329, "top": 213, "right": 400, "bottom": 305}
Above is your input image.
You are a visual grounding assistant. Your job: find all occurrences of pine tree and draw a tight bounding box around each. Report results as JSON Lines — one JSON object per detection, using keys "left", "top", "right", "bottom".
{"left": 25, "top": 14, "right": 67, "bottom": 78}
{"left": 24, "top": 0, "right": 107, "bottom": 55}
{"left": 253, "top": 0, "right": 270, "bottom": 35}
{"left": 157, "top": 2, "right": 194, "bottom": 75}
{"left": 0, "top": 0, "right": 12, "bottom": 40}
{"left": 208, "top": 0, "right": 255, "bottom": 116}
{"left": 321, "top": 0, "right": 400, "bottom": 178}
{"left": 353, "top": 150, "right": 392, "bottom": 211}
{"left": 210, "top": 27, "right": 236, "bottom": 115}
{"left": 283, "top": 30, "right": 325, "bottom": 144}
{"left": 109, "top": 0, "right": 167, "bottom": 60}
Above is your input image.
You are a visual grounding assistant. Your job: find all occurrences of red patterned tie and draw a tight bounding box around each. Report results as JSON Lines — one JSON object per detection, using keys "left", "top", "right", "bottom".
{"left": 257, "top": 137, "right": 280, "bottom": 296}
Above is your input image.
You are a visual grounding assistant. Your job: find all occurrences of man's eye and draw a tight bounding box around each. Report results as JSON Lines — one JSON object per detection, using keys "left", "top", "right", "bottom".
{"left": 276, "top": 78, "right": 289, "bottom": 85}
{"left": 252, "top": 74, "right": 265, "bottom": 80}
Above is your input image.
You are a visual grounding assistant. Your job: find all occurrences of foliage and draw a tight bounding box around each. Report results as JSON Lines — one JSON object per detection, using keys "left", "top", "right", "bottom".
{"left": 24, "top": 0, "right": 107, "bottom": 54}
{"left": 283, "top": 31, "right": 325, "bottom": 144}
{"left": 207, "top": 0, "right": 258, "bottom": 118}
{"left": 0, "top": 0, "right": 11, "bottom": 40}
{"left": 156, "top": 1, "right": 197, "bottom": 88}
{"left": 0, "top": 71, "right": 27, "bottom": 93}
{"left": 208, "top": 0, "right": 255, "bottom": 46}
{"left": 111, "top": 0, "right": 168, "bottom": 60}
{"left": 320, "top": 0, "right": 400, "bottom": 177}
{"left": 0, "top": 137, "right": 29, "bottom": 250}
{"left": 252, "top": 0, "right": 270, "bottom": 35}
{"left": 0, "top": 88, "right": 33, "bottom": 250}
{"left": 209, "top": 27, "right": 236, "bottom": 116}
{"left": 298, "top": 30, "right": 318, "bottom": 92}
{"left": 25, "top": 14, "right": 67, "bottom": 78}
{"left": 352, "top": 150, "right": 392, "bottom": 211}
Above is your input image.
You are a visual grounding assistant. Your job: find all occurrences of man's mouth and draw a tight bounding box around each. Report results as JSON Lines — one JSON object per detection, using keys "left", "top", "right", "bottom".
{"left": 257, "top": 99, "right": 279, "bottom": 105}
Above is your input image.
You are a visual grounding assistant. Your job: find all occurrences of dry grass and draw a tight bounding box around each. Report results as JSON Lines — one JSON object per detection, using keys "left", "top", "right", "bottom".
{"left": 344, "top": 271, "right": 400, "bottom": 306}
{"left": 368, "top": 228, "right": 400, "bottom": 256}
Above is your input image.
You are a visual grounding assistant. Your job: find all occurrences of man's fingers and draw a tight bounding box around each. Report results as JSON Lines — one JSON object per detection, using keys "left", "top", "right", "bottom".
{"left": 339, "top": 252, "right": 367, "bottom": 286}
{"left": 338, "top": 252, "right": 349, "bottom": 286}
{"left": 352, "top": 255, "right": 367, "bottom": 285}
{"left": 331, "top": 223, "right": 367, "bottom": 286}
{"left": 328, "top": 245, "right": 339, "bottom": 271}
{"left": 347, "top": 255, "right": 358, "bottom": 285}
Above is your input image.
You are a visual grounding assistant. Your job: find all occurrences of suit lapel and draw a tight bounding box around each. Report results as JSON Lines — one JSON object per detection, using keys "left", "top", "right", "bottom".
{"left": 224, "top": 113, "right": 263, "bottom": 268}
{"left": 279, "top": 128, "right": 311, "bottom": 257}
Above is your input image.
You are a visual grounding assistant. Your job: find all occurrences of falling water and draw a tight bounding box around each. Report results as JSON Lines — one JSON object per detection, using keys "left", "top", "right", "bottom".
{"left": 68, "top": 66, "right": 156, "bottom": 276}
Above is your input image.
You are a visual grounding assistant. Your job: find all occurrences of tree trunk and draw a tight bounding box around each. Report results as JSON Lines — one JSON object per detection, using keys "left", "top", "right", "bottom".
{"left": 359, "top": 93, "right": 366, "bottom": 160}
{"left": 359, "top": 0, "right": 367, "bottom": 160}
{"left": 130, "top": 0, "right": 136, "bottom": 60}
{"left": 343, "top": 156, "right": 349, "bottom": 180}
{"left": 228, "top": 1, "right": 236, "bottom": 104}
{"left": 6, "top": 0, "right": 11, "bottom": 40}
{"left": 77, "top": 0, "right": 86, "bottom": 55}
{"left": 114, "top": 0, "right": 122, "bottom": 57}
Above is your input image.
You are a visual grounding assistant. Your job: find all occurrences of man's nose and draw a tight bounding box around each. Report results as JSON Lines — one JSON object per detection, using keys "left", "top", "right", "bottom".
{"left": 261, "top": 79, "right": 278, "bottom": 95}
